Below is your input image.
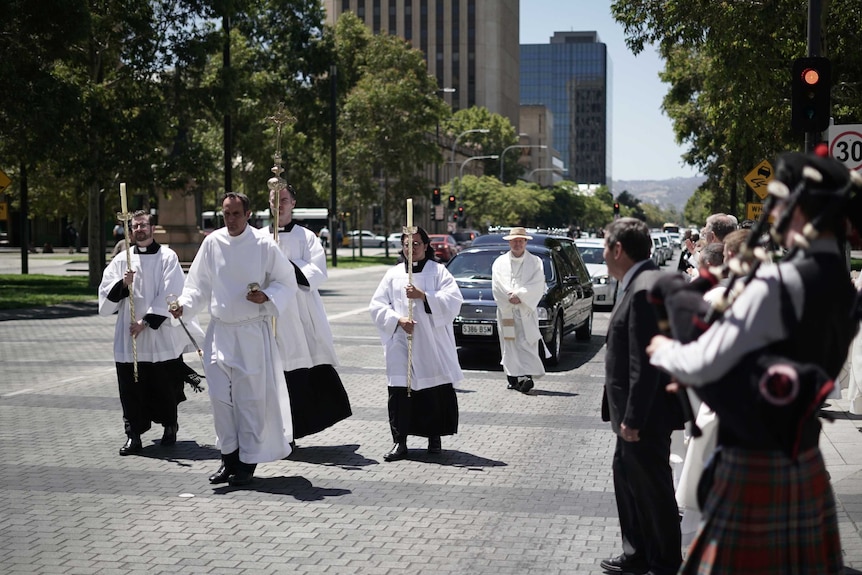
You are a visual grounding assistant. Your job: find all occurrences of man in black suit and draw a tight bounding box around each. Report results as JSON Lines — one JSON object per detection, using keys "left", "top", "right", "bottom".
{"left": 600, "top": 217, "right": 683, "bottom": 575}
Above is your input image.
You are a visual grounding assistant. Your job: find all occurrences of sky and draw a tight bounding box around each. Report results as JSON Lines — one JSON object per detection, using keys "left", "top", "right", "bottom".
{"left": 520, "top": 0, "right": 702, "bottom": 181}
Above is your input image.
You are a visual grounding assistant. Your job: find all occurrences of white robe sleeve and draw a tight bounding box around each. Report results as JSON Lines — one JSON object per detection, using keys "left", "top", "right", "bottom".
{"left": 369, "top": 267, "right": 403, "bottom": 341}
{"left": 178, "top": 237, "right": 213, "bottom": 318}
{"left": 97, "top": 256, "right": 125, "bottom": 316}
{"left": 423, "top": 262, "right": 463, "bottom": 327}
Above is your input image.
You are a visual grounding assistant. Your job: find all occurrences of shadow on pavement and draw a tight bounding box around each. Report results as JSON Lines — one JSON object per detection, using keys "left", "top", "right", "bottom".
{"left": 405, "top": 449, "right": 507, "bottom": 469}
{"left": 287, "top": 443, "right": 377, "bottom": 469}
{"left": 0, "top": 301, "right": 97, "bottom": 322}
{"left": 214, "top": 475, "right": 352, "bottom": 501}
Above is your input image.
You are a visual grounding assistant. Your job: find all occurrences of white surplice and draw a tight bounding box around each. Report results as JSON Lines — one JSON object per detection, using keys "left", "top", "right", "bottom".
{"left": 178, "top": 225, "right": 296, "bottom": 463}
{"left": 492, "top": 251, "right": 547, "bottom": 379}
{"left": 369, "top": 259, "right": 464, "bottom": 390}
{"left": 272, "top": 223, "right": 336, "bottom": 367}
{"left": 98, "top": 244, "right": 192, "bottom": 362}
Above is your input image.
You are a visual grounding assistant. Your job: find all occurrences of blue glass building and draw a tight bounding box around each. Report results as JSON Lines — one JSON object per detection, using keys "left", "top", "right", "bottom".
{"left": 521, "top": 31, "right": 611, "bottom": 185}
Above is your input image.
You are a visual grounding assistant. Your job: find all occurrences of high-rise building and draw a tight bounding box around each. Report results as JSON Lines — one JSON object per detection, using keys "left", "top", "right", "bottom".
{"left": 521, "top": 31, "right": 612, "bottom": 185}
{"left": 322, "top": 0, "right": 521, "bottom": 131}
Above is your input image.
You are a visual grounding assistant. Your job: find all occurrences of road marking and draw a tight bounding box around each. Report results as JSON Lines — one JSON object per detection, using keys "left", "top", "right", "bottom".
{"left": 328, "top": 306, "right": 371, "bottom": 321}
{"left": 3, "top": 389, "right": 33, "bottom": 397}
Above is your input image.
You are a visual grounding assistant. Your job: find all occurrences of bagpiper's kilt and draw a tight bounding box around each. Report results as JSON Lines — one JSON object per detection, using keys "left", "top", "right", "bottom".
{"left": 682, "top": 446, "right": 842, "bottom": 574}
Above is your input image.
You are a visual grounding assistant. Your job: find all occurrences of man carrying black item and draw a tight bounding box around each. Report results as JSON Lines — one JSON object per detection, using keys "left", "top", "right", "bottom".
{"left": 647, "top": 148, "right": 862, "bottom": 574}
{"left": 98, "top": 211, "right": 203, "bottom": 455}
{"left": 600, "top": 217, "right": 684, "bottom": 575}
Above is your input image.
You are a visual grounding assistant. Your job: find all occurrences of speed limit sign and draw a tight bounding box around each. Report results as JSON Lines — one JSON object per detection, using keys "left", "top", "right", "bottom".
{"left": 828, "top": 124, "right": 862, "bottom": 171}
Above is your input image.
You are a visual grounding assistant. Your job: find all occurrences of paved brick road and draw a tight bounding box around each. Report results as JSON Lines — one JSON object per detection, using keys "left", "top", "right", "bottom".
{"left": 1, "top": 254, "right": 862, "bottom": 574}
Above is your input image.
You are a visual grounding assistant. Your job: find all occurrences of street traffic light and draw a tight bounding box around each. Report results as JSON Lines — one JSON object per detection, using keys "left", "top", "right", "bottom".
{"left": 457, "top": 206, "right": 464, "bottom": 219}
{"left": 613, "top": 202, "right": 620, "bottom": 215}
{"left": 432, "top": 187, "right": 441, "bottom": 205}
{"left": 452, "top": 213, "right": 459, "bottom": 222}
{"left": 448, "top": 194, "right": 456, "bottom": 209}
{"left": 791, "top": 57, "right": 831, "bottom": 133}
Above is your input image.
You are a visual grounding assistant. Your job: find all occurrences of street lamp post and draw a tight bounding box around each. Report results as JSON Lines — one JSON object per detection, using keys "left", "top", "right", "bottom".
{"left": 450, "top": 128, "right": 490, "bottom": 182}
{"left": 457, "top": 154, "right": 499, "bottom": 226}
{"left": 499, "top": 144, "right": 548, "bottom": 184}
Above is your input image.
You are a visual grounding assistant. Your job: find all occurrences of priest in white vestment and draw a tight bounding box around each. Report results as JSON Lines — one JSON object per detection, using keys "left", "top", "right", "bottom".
{"left": 369, "top": 227, "right": 463, "bottom": 461}
{"left": 492, "top": 227, "right": 547, "bottom": 394}
{"left": 268, "top": 185, "right": 351, "bottom": 441}
{"left": 171, "top": 192, "right": 296, "bottom": 487}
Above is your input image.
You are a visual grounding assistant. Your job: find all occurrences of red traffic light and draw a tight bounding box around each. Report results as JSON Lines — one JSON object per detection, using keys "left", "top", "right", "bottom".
{"left": 801, "top": 68, "right": 820, "bottom": 86}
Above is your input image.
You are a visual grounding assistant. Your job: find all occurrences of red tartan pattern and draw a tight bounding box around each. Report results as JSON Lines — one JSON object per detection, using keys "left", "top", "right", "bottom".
{"left": 682, "top": 447, "right": 842, "bottom": 575}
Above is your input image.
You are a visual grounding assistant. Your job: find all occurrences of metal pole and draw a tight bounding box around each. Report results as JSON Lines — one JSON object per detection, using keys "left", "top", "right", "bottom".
{"left": 330, "top": 64, "right": 338, "bottom": 266}
{"left": 805, "top": 0, "right": 822, "bottom": 153}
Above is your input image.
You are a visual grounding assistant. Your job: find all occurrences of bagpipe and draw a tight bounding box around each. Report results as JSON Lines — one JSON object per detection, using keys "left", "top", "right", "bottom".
{"left": 648, "top": 150, "right": 862, "bottom": 459}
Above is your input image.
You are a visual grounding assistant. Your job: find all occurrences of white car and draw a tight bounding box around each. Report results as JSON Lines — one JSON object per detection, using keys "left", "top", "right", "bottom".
{"left": 384, "top": 232, "right": 403, "bottom": 248}
{"left": 347, "top": 230, "right": 386, "bottom": 247}
{"left": 575, "top": 239, "right": 618, "bottom": 308}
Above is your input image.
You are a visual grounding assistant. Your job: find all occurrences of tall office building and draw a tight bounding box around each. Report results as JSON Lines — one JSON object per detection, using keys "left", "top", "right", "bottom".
{"left": 521, "top": 31, "right": 612, "bottom": 185}
{"left": 322, "top": 0, "right": 521, "bottom": 131}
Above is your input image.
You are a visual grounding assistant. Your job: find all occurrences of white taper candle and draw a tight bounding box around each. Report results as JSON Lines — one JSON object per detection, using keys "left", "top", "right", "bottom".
{"left": 120, "top": 183, "right": 128, "bottom": 213}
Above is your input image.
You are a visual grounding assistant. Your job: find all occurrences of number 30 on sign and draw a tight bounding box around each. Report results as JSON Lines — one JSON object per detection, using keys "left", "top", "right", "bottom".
{"left": 828, "top": 124, "right": 862, "bottom": 172}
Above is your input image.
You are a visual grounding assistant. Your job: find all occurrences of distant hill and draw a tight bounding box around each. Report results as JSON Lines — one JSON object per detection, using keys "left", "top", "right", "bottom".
{"left": 612, "top": 176, "right": 707, "bottom": 211}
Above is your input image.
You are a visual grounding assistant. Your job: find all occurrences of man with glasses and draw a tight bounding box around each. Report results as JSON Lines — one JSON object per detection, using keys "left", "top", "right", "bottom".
{"left": 99, "top": 211, "right": 201, "bottom": 456}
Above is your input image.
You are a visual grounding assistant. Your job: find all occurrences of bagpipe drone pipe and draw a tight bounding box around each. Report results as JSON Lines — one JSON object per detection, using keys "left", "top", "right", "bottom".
{"left": 647, "top": 152, "right": 862, "bottom": 459}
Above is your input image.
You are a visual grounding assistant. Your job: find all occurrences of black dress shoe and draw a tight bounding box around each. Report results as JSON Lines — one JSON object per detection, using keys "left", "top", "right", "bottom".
{"left": 227, "top": 462, "right": 257, "bottom": 487}
{"left": 161, "top": 424, "right": 178, "bottom": 446}
{"left": 209, "top": 463, "right": 231, "bottom": 484}
{"left": 427, "top": 436, "right": 442, "bottom": 454}
{"left": 119, "top": 435, "right": 142, "bottom": 456}
{"left": 517, "top": 377, "right": 534, "bottom": 394}
{"left": 383, "top": 442, "right": 408, "bottom": 461}
{"left": 600, "top": 554, "right": 648, "bottom": 574}
{"left": 506, "top": 376, "right": 518, "bottom": 390}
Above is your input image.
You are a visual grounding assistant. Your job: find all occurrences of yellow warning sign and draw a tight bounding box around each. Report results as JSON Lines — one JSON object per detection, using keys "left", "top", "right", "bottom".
{"left": 0, "top": 169, "right": 10, "bottom": 194}
{"left": 746, "top": 202, "right": 764, "bottom": 221}
{"left": 744, "top": 160, "right": 773, "bottom": 200}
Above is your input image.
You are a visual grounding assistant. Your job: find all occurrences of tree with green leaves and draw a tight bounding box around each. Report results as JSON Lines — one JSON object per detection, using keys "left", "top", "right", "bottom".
{"left": 610, "top": 0, "right": 862, "bottom": 218}
{"left": 442, "top": 107, "right": 519, "bottom": 183}
{"left": 333, "top": 15, "right": 449, "bottom": 247}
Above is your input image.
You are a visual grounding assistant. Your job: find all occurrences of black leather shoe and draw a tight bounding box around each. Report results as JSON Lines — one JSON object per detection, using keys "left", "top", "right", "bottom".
{"left": 600, "top": 554, "right": 648, "bottom": 574}
{"left": 506, "top": 376, "right": 518, "bottom": 390}
{"left": 228, "top": 469, "right": 255, "bottom": 486}
{"left": 517, "top": 377, "right": 534, "bottom": 394}
{"left": 119, "top": 435, "right": 142, "bottom": 456}
{"left": 383, "top": 442, "right": 408, "bottom": 461}
{"left": 161, "top": 424, "right": 178, "bottom": 446}
{"left": 427, "top": 436, "right": 442, "bottom": 454}
{"left": 209, "top": 463, "right": 231, "bottom": 484}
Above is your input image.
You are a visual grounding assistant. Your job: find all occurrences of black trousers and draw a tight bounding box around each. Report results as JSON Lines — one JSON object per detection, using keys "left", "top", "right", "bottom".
{"left": 116, "top": 357, "right": 186, "bottom": 436}
{"left": 612, "top": 432, "right": 682, "bottom": 575}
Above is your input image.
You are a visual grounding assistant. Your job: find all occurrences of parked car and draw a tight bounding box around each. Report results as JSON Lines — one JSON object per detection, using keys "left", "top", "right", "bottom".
{"left": 347, "top": 229, "right": 386, "bottom": 247}
{"left": 384, "top": 232, "right": 403, "bottom": 248}
{"left": 428, "top": 234, "right": 460, "bottom": 262}
{"left": 446, "top": 233, "right": 594, "bottom": 365}
{"left": 649, "top": 234, "right": 666, "bottom": 266}
{"left": 451, "top": 229, "right": 483, "bottom": 248}
{"left": 575, "top": 239, "right": 618, "bottom": 308}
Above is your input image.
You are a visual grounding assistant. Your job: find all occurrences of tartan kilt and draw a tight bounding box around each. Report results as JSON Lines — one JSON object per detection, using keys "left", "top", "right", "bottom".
{"left": 682, "top": 447, "right": 842, "bottom": 575}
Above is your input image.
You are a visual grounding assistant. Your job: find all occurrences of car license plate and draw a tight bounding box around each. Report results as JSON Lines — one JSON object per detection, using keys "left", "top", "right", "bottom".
{"left": 462, "top": 324, "right": 493, "bottom": 336}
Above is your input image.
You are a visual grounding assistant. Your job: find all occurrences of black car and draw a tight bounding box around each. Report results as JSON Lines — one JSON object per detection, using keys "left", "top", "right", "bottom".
{"left": 446, "top": 233, "right": 594, "bottom": 365}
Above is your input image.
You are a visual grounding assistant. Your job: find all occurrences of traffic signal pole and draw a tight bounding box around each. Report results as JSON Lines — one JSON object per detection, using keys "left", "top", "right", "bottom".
{"left": 806, "top": 0, "right": 822, "bottom": 153}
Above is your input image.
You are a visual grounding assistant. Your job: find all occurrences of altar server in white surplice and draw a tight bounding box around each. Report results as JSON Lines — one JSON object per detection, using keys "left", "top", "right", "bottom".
{"left": 268, "top": 184, "right": 351, "bottom": 442}
{"left": 369, "top": 227, "right": 462, "bottom": 462}
{"left": 98, "top": 210, "right": 204, "bottom": 457}
{"left": 492, "top": 227, "right": 547, "bottom": 394}
{"left": 170, "top": 192, "right": 295, "bottom": 487}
